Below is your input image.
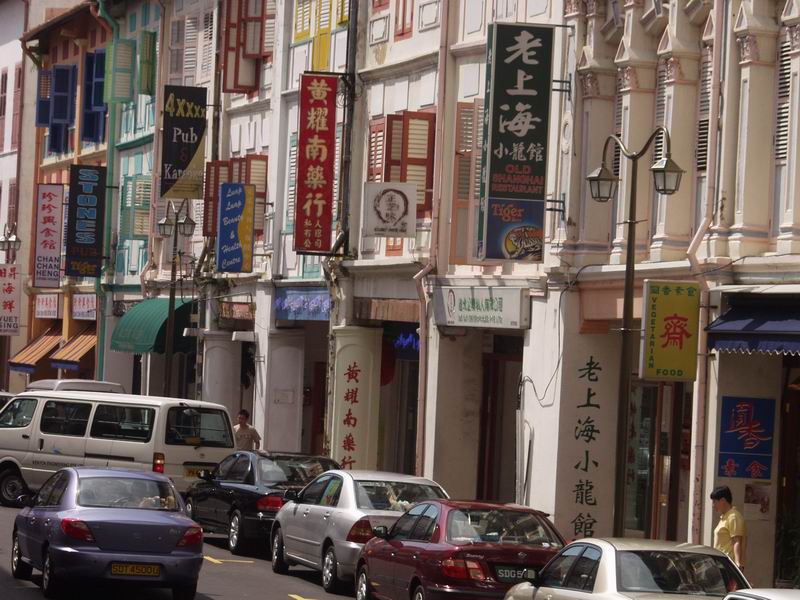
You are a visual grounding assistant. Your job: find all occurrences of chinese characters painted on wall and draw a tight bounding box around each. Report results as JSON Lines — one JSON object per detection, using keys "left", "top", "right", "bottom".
{"left": 0, "top": 265, "right": 21, "bottom": 335}
{"left": 294, "top": 73, "right": 338, "bottom": 254}
{"left": 718, "top": 396, "right": 774, "bottom": 480}
{"left": 339, "top": 359, "right": 362, "bottom": 469}
{"left": 34, "top": 184, "right": 64, "bottom": 288}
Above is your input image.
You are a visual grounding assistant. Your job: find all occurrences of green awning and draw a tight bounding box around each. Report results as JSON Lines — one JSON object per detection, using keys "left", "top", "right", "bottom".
{"left": 111, "top": 298, "right": 194, "bottom": 354}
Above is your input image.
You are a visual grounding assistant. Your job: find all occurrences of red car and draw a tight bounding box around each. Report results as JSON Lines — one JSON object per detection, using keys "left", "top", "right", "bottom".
{"left": 355, "top": 500, "right": 565, "bottom": 600}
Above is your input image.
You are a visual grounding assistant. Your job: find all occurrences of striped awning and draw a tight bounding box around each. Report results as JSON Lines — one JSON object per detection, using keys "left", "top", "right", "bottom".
{"left": 9, "top": 328, "right": 62, "bottom": 373}
{"left": 50, "top": 326, "right": 96, "bottom": 371}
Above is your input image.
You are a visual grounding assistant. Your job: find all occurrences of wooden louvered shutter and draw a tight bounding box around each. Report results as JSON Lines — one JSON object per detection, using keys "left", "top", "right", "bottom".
{"left": 451, "top": 102, "right": 476, "bottom": 264}
{"left": 653, "top": 60, "right": 667, "bottom": 160}
{"left": 133, "top": 176, "right": 152, "bottom": 237}
{"left": 294, "top": 0, "right": 312, "bottom": 41}
{"left": 11, "top": 64, "right": 21, "bottom": 151}
{"left": 696, "top": 45, "right": 711, "bottom": 171}
{"left": 120, "top": 177, "right": 134, "bottom": 239}
{"left": 286, "top": 133, "right": 298, "bottom": 229}
{"left": 169, "top": 18, "right": 185, "bottom": 86}
{"left": 400, "top": 111, "right": 435, "bottom": 215}
{"left": 106, "top": 39, "right": 136, "bottom": 103}
{"left": 7, "top": 179, "right": 16, "bottom": 230}
{"left": 35, "top": 69, "right": 52, "bottom": 127}
{"left": 333, "top": 123, "right": 343, "bottom": 221}
{"left": 384, "top": 114, "right": 403, "bottom": 182}
{"left": 367, "top": 118, "right": 386, "bottom": 182}
{"left": 139, "top": 30, "right": 157, "bottom": 95}
{"left": 312, "top": 0, "right": 332, "bottom": 70}
{"left": 613, "top": 70, "right": 623, "bottom": 178}
{"left": 203, "top": 160, "right": 231, "bottom": 236}
{"left": 337, "top": 0, "right": 349, "bottom": 25}
{"left": 775, "top": 34, "right": 791, "bottom": 162}
{"left": 263, "top": 0, "right": 277, "bottom": 60}
{"left": 197, "top": 11, "right": 215, "bottom": 84}
{"left": 246, "top": 154, "right": 268, "bottom": 233}
{"left": 184, "top": 15, "right": 199, "bottom": 86}
{"left": 243, "top": 0, "right": 264, "bottom": 59}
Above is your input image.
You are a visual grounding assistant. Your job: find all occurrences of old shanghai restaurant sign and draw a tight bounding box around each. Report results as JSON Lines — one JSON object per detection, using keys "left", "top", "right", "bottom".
{"left": 66, "top": 165, "right": 106, "bottom": 278}
{"left": 161, "top": 85, "right": 207, "bottom": 199}
{"left": 479, "top": 23, "right": 554, "bottom": 262}
{"left": 294, "top": 73, "right": 338, "bottom": 254}
{"left": 640, "top": 280, "right": 700, "bottom": 381}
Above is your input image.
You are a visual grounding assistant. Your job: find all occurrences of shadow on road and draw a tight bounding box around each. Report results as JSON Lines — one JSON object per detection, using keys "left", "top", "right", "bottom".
{"left": 203, "top": 537, "right": 271, "bottom": 560}
{"left": 17, "top": 576, "right": 220, "bottom": 600}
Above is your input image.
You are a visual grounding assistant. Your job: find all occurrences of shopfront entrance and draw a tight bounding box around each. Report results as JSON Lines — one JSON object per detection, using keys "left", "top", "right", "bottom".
{"left": 777, "top": 357, "right": 800, "bottom": 585}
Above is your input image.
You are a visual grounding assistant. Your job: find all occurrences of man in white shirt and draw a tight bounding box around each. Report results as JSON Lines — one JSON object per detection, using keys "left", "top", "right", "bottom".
{"left": 233, "top": 409, "right": 261, "bottom": 450}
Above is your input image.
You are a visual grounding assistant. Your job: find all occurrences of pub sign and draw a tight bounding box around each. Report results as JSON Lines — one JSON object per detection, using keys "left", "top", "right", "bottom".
{"left": 66, "top": 165, "right": 106, "bottom": 278}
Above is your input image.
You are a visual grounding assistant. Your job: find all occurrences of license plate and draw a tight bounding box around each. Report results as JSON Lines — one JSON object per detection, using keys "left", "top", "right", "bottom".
{"left": 495, "top": 566, "right": 534, "bottom": 583}
{"left": 184, "top": 466, "right": 201, "bottom": 478}
{"left": 110, "top": 563, "right": 161, "bottom": 577}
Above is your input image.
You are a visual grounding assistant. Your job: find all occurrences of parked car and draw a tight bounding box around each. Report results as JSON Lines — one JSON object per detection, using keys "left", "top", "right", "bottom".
{"left": 725, "top": 590, "right": 800, "bottom": 600}
{"left": 11, "top": 467, "right": 203, "bottom": 600}
{"left": 0, "top": 391, "right": 235, "bottom": 506}
{"left": 184, "top": 450, "right": 339, "bottom": 554}
{"left": 356, "top": 500, "right": 565, "bottom": 600}
{"left": 504, "top": 538, "right": 749, "bottom": 600}
{"left": 271, "top": 470, "right": 448, "bottom": 593}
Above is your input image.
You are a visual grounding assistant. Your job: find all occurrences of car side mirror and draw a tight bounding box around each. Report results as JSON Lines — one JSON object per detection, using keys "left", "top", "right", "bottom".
{"left": 17, "top": 494, "right": 34, "bottom": 508}
{"left": 284, "top": 490, "right": 299, "bottom": 502}
{"left": 525, "top": 569, "right": 540, "bottom": 587}
{"left": 372, "top": 525, "right": 389, "bottom": 539}
{"left": 198, "top": 469, "right": 213, "bottom": 481}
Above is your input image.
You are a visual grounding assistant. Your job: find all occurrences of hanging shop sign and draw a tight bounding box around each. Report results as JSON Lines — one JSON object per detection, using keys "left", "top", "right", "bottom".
{"left": 718, "top": 396, "right": 775, "bottom": 480}
{"left": 161, "top": 85, "right": 207, "bottom": 199}
{"left": 274, "top": 287, "right": 331, "bottom": 322}
{"left": 65, "top": 165, "right": 106, "bottom": 278}
{"left": 72, "top": 293, "right": 97, "bottom": 320}
{"left": 362, "top": 182, "right": 417, "bottom": 238}
{"left": 0, "top": 264, "right": 21, "bottom": 335}
{"left": 216, "top": 183, "right": 255, "bottom": 273}
{"left": 478, "top": 23, "right": 554, "bottom": 261}
{"left": 33, "top": 184, "right": 64, "bottom": 288}
{"left": 432, "top": 286, "right": 531, "bottom": 329}
{"left": 639, "top": 280, "right": 700, "bottom": 381}
{"left": 294, "top": 73, "right": 338, "bottom": 254}
{"left": 219, "top": 301, "right": 255, "bottom": 321}
{"left": 35, "top": 294, "right": 63, "bottom": 319}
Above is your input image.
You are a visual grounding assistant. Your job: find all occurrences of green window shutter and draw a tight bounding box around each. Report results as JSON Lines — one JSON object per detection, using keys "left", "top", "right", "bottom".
{"left": 104, "top": 39, "right": 136, "bottom": 103}
{"left": 132, "top": 175, "right": 152, "bottom": 238}
{"left": 139, "top": 30, "right": 157, "bottom": 95}
{"left": 119, "top": 176, "right": 134, "bottom": 239}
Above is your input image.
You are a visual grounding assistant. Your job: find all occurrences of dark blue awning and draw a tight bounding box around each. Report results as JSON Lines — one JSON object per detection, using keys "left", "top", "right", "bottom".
{"left": 707, "top": 305, "right": 800, "bottom": 355}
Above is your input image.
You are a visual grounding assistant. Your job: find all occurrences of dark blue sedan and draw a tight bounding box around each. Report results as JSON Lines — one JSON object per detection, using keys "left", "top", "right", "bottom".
{"left": 11, "top": 467, "right": 204, "bottom": 600}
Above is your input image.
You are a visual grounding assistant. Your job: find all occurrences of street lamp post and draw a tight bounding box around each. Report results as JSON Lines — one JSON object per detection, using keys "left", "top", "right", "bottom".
{"left": 586, "top": 127, "right": 684, "bottom": 537}
{"left": 157, "top": 200, "right": 195, "bottom": 397}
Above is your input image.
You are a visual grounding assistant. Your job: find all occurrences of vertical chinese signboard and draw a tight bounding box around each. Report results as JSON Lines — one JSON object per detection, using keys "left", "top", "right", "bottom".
{"left": 0, "top": 265, "right": 21, "bottom": 335}
{"left": 294, "top": 73, "right": 338, "bottom": 254}
{"left": 216, "top": 183, "right": 255, "bottom": 273}
{"left": 65, "top": 165, "right": 106, "bottom": 278}
{"left": 34, "top": 184, "right": 64, "bottom": 288}
{"left": 72, "top": 293, "right": 97, "bottom": 320}
{"left": 161, "top": 85, "right": 207, "bottom": 199}
{"left": 479, "top": 23, "right": 554, "bottom": 261}
{"left": 718, "top": 396, "right": 775, "bottom": 480}
{"left": 640, "top": 280, "right": 700, "bottom": 381}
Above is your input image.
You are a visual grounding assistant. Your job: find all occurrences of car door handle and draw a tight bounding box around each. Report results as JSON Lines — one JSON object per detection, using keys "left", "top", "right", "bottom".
{"left": 323, "top": 512, "right": 331, "bottom": 520}
{"left": 302, "top": 510, "right": 310, "bottom": 517}
{"left": 38, "top": 439, "right": 44, "bottom": 450}
{"left": 21, "top": 434, "right": 29, "bottom": 439}
{"left": 412, "top": 554, "right": 418, "bottom": 560}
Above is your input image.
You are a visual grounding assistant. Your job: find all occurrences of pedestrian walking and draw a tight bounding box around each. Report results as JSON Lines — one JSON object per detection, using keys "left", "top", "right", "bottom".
{"left": 234, "top": 409, "right": 261, "bottom": 450}
{"left": 710, "top": 485, "right": 746, "bottom": 570}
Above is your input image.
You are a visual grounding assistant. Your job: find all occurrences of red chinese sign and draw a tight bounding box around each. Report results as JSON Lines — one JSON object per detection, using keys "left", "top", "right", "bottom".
{"left": 0, "top": 264, "right": 21, "bottom": 335}
{"left": 34, "top": 184, "right": 64, "bottom": 288}
{"left": 294, "top": 73, "right": 338, "bottom": 254}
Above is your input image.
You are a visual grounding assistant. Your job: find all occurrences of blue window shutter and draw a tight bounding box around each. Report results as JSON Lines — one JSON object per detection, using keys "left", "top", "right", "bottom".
{"left": 48, "top": 122, "right": 68, "bottom": 153}
{"left": 49, "top": 65, "right": 72, "bottom": 124}
{"left": 83, "top": 52, "right": 94, "bottom": 111}
{"left": 92, "top": 50, "right": 106, "bottom": 111}
{"left": 69, "top": 64, "right": 77, "bottom": 125}
{"left": 35, "top": 69, "right": 52, "bottom": 127}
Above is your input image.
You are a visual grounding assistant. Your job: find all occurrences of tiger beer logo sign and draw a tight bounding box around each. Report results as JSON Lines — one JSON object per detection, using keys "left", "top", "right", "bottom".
{"left": 161, "top": 85, "right": 207, "bottom": 199}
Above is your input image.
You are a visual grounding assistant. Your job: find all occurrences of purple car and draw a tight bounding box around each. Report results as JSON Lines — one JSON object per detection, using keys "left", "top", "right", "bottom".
{"left": 11, "top": 467, "right": 204, "bottom": 600}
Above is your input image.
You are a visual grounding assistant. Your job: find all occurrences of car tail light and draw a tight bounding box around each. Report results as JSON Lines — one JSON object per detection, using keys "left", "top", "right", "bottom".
{"left": 60, "top": 518, "right": 95, "bottom": 543}
{"left": 152, "top": 452, "right": 165, "bottom": 474}
{"left": 256, "top": 495, "right": 284, "bottom": 511}
{"left": 346, "top": 518, "right": 374, "bottom": 544}
{"left": 441, "top": 558, "right": 486, "bottom": 581}
{"left": 177, "top": 526, "right": 203, "bottom": 547}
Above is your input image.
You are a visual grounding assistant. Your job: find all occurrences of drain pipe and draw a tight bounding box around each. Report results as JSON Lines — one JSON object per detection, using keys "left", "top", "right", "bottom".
{"left": 686, "top": 0, "right": 726, "bottom": 545}
{"left": 413, "top": 0, "right": 449, "bottom": 478}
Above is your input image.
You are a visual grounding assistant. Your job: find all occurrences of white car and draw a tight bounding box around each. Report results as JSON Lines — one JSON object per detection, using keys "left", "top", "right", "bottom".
{"left": 726, "top": 591, "right": 800, "bottom": 600}
{"left": 505, "top": 538, "right": 749, "bottom": 600}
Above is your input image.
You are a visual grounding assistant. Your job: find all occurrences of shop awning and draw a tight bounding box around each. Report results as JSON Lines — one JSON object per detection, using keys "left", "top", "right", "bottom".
{"left": 707, "top": 305, "right": 800, "bottom": 355}
{"left": 50, "top": 326, "right": 96, "bottom": 371}
{"left": 9, "top": 328, "right": 62, "bottom": 373}
{"left": 110, "top": 298, "right": 194, "bottom": 354}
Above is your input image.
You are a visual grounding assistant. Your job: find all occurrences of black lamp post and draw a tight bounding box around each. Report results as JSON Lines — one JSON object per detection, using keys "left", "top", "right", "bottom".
{"left": 586, "top": 126, "right": 683, "bottom": 537}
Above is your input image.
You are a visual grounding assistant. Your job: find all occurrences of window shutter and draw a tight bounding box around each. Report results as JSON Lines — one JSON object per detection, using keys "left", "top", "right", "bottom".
{"left": 230, "top": 156, "right": 246, "bottom": 182}
{"left": 613, "top": 70, "right": 623, "bottom": 177}
{"left": 337, "top": 0, "right": 349, "bottom": 25}
{"left": 384, "top": 114, "right": 403, "bottom": 182}
{"left": 139, "top": 30, "right": 157, "bottom": 95}
{"left": 7, "top": 179, "right": 16, "bottom": 228}
{"left": 243, "top": 0, "right": 265, "bottom": 59}
{"left": 82, "top": 53, "right": 99, "bottom": 142}
{"left": 91, "top": 49, "right": 106, "bottom": 110}
{"left": 367, "top": 117, "right": 386, "bottom": 182}
{"left": 653, "top": 60, "right": 667, "bottom": 159}
{"left": 133, "top": 175, "right": 152, "bottom": 237}
{"left": 0, "top": 69, "right": 7, "bottom": 152}
{"left": 333, "top": 123, "right": 343, "bottom": 221}
{"left": 286, "top": 133, "right": 298, "bottom": 228}
{"left": 35, "top": 69, "right": 52, "bottom": 127}
{"left": 203, "top": 160, "right": 231, "bottom": 236}
{"left": 168, "top": 17, "right": 184, "bottom": 85}
{"left": 400, "top": 111, "right": 435, "bottom": 214}
{"left": 451, "top": 102, "right": 475, "bottom": 263}
{"left": 695, "top": 46, "right": 711, "bottom": 171}
{"left": 184, "top": 15, "right": 199, "bottom": 86}
{"left": 50, "top": 65, "right": 75, "bottom": 125}
{"left": 294, "top": 0, "right": 311, "bottom": 41}
{"left": 120, "top": 176, "right": 134, "bottom": 239}
{"left": 105, "top": 39, "right": 136, "bottom": 103}
{"left": 246, "top": 154, "right": 268, "bottom": 232}
{"left": 775, "top": 35, "right": 791, "bottom": 161}
{"left": 472, "top": 98, "right": 484, "bottom": 208}
{"left": 197, "top": 11, "right": 215, "bottom": 83}
{"left": 10, "top": 64, "right": 20, "bottom": 151}
{"left": 47, "top": 123, "right": 68, "bottom": 154}
{"left": 312, "top": 0, "right": 332, "bottom": 71}
{"left": 262, "top": 0, "right": 277, "bottom": 60}
{"left": 222, "top": 0, "right": 259, "bottom": 92}
{"left": 395, "top": 0, "right": 413, "bottom": 38}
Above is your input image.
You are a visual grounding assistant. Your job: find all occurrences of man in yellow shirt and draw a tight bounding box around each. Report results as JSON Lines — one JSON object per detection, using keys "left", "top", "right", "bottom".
{"left": 711, "top": 486, "right": 746, "bottom": 570}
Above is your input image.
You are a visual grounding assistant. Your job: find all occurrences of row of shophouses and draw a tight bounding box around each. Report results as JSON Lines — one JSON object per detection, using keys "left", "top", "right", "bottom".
{"left": 1, "top": 0, "right": 800, "bottom": 586}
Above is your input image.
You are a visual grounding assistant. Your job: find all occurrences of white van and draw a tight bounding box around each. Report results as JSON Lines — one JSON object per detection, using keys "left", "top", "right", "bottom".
{"left": 0, "top": 391, "right": 235, "bottom": 505}
{"left": 26, "top": 379, "right": 126, "bottom": 393}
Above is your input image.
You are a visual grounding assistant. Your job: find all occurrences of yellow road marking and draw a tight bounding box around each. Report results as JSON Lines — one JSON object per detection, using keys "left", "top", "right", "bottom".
{"left": 203, "top": 555, "right": 255, "bottom": 565}
{"left": 218, "top": 559, "right": 254, "bottom": 563}
{"left": 204, "top": 555, "right": 223, "bottom": 564}
{"left": 289, "top": 595, "right": 315, "bottom": 600}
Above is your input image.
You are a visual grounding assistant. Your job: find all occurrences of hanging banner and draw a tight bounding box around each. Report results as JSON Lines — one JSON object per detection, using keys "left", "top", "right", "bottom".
{"left": 294, "top": 73, "right": 338, "bottom": 254}
{"left": 216, "top": 183, "right": 255, "bottom": 273}
{"left": 33, "top": 184, "right": 64, "bottom": 288}
{"left": 161, "top": 85, "right": 207, "bottom": 199}
{"left": 35, "top": 294, "right": 63, "bottom": 319}
{"left": 362, "top": 182, "right": 417, "bottom": 238}
{"left": 65, "top": 165, "right": 106, "bottom": 278}
{"left": 72, "top": 293, "right": 97, "bottom": 320}
{"left": 478, "top": 23, "right": 554, "bottom": 261}
{"left": 639, "top": 280, "right": 700, "bottom": 381}
{"left": 0, "top": 264, "right": 21, "bottom": 335}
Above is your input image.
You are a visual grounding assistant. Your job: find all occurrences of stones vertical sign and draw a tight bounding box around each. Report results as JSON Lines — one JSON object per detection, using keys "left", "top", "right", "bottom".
{"left": 33, "top": 184, "right": 64, "bottom": 288}
{"left": 479, "top": 24, "right": 554, "bottom": 261}
{"left": 161, "top": 85, "right": 207, "bottom": 199}
{"left": 66, "top": 165, "right": 106, "bottom": 277}
{"left": 294, "top": 73, "right": 338, "bottom": 253}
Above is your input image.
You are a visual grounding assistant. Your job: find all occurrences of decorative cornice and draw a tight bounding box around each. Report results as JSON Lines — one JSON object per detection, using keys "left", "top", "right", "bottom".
{"left": 621, "top": 65, "right": 640, "bottom": 90}
{"left": 664, "top": 56, "right": 685, "bottom": 81}
{"left": 579, "top": 71, "right": 601, "bottom": 97}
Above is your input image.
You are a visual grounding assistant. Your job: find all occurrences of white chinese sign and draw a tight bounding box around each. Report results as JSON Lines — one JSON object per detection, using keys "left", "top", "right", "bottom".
{"left": 35, "top": 294, "right": 62, "bottom": 319}
{"left": 33, "top": 184, "right": 64, "bottom": 288}
{"left": 0, "top": 264, "right": 21, "bottom": 335}
{"left": 432, "top": 286, "right": 531, "bottom": 329}
{"left": 72, "top": 293, "right": 97, "bottom": 320}
{"left": 362, "top": 182, "right": 417, "bottom": 237}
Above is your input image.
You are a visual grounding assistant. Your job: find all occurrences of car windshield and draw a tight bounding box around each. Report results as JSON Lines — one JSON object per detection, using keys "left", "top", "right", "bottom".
{"left": 257, "top": 457, "right": 338, "bottom": 485}
{"left": 78, "top": 477, "right": 181, "bottom": 512}
{"left": 446, "top": 508, "right": 563, "bottom": 547}
{"left": 354, "top": 480, "right": 445, "bottom": 512}
{"left": 165, "top": 407, "right": 233, "bottom": 448}
{"left": 616, "top": 551, "right": 747, "bottom": 596}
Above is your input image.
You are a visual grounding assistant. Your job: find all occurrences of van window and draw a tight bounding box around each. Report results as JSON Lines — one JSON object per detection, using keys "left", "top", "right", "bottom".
{"left": 90, "top": 405, "right": 155, "bottom": 442}
{"left": 41, "top": 401, "right": 92, "bottom": 437}
{"left": 0, "top": 398, "right": 37, "bottom": 428}
{"left": 165, "top": 407, "right": 233, "bottom": 448}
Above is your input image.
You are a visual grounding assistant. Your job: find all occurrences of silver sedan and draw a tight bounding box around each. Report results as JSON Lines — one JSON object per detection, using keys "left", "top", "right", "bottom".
{"left": 271, "top": 469, "right": 447, "bottom": 593}
{"left": 505, "top": 538, "right": 750, "bottom": 600}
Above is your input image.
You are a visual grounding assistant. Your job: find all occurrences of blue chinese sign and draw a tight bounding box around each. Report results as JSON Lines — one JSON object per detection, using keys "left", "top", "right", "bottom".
{"left": 718, "top": 396, "right": 775, "bottom": 480}
{"left": 216, "top": 183, "right": 255, "bottom": 273}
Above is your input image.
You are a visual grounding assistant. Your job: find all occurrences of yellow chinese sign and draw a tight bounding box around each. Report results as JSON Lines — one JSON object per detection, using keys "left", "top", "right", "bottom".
{"left": 640, "top": 280, "right": 700, "bottom": 381}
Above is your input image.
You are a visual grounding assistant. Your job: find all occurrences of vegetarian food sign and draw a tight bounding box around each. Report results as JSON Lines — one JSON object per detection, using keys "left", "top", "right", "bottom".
{"left": 66, "top": 165, "right": 106, "bottom": 278}
{"left": 161, "top": 85, "right": 207, "bottom": 199}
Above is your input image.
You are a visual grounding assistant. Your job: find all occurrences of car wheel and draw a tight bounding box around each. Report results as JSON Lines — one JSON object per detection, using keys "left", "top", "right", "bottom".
{"left": 0, "top": 470, "right": 25, "bottom": 507}
{"left": 184, "top": 499, "right": 194, "bottom": 520}
{"left": 41, "top": 549, "right": 61, "bottom": 599}
{"left": 356, "top": 566, "right": 372, "bottom": 600}
{"left": 11, "top": 531, "right": 32, "bottom": 579}
{"left": 412, "top": 584, "right": 426, "bottom": 600}
{"left": 322, "top": 545, "right": 342, "bottom": 593}
{"left": 172, "top": 583, "right": 197, "bottom": 600}
{"left": 228, "top": 510, "right": 245, "bottom": 555}
{"left": 271, "top": 528, "right": 289, "bottom": 574}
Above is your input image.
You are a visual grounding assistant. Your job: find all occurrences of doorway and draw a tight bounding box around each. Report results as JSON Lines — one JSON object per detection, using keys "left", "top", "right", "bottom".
{"left": 776, "top": 359, "right": 800, "bottom": 584}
